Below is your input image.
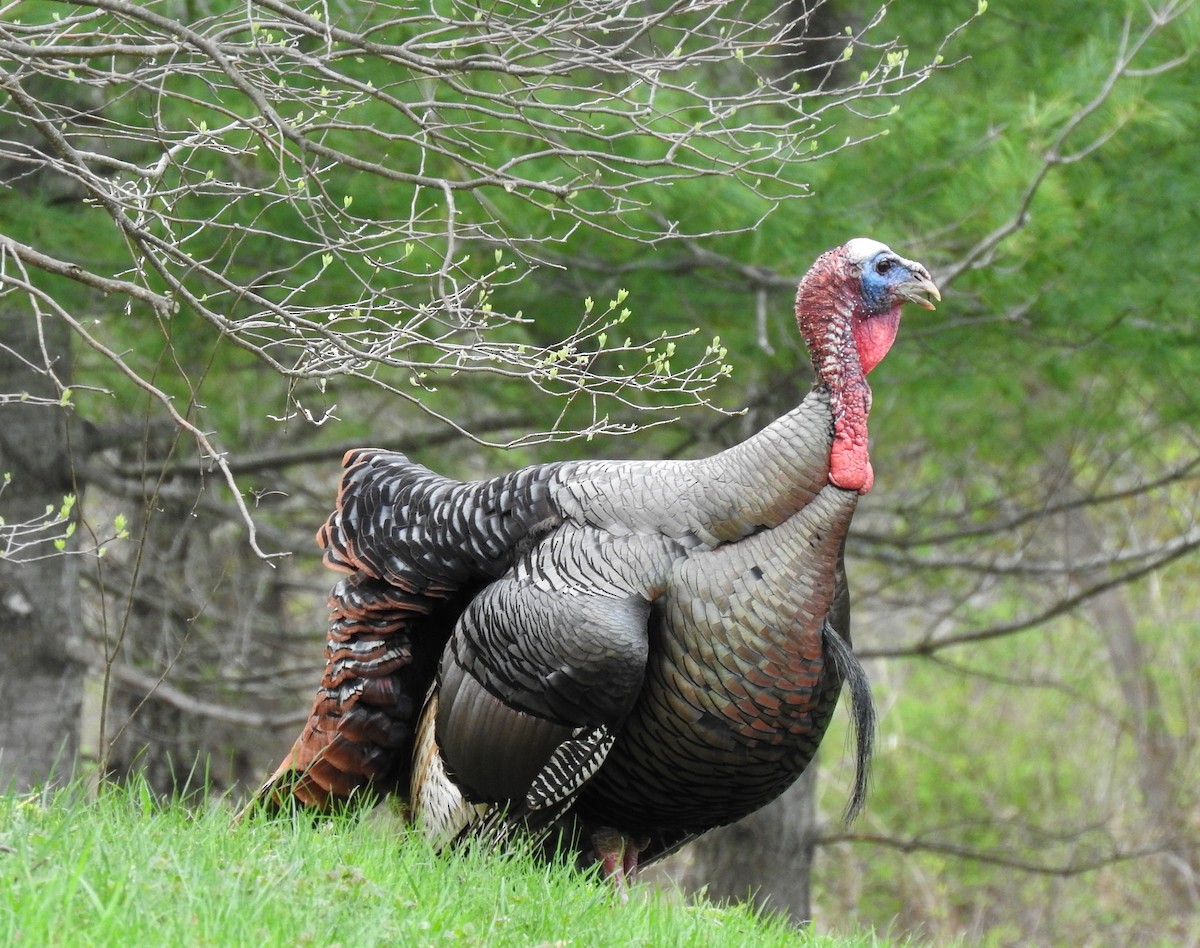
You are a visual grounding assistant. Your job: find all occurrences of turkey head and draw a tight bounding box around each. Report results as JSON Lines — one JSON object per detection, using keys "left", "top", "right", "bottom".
{"left": 797, "top": 237, "right": 939, "bottom": 493}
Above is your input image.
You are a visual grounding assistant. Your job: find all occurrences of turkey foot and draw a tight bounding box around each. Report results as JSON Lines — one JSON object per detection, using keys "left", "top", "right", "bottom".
{"left": 591, "top": 827, "right": 649, "bottom": 894}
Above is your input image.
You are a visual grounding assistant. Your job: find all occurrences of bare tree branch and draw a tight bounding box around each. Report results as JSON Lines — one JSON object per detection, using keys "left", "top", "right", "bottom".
{"left": 820, "top": 830, "right": 1170, "bottom": 877}
{"left": 936, "top": 0, "right": 1195, "bottom": 287}
{"left": 66, "top": 639, "right": 307, "bottom": 730}
{"left": 0, "top": 0, "right": 977, "bottom": 451}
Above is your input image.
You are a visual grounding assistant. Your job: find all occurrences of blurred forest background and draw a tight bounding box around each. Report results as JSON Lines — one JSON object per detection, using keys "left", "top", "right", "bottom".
{"left": 0, "top": 1, "right": 1197, "bottom": 944}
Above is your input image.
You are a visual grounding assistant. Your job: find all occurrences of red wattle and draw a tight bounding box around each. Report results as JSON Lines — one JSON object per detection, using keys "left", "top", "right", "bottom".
{"left": 853, "top": 307, "right": 901, "bottom": 376}
{"left": 829, "top": 418, "right": 874, "bottom": 494}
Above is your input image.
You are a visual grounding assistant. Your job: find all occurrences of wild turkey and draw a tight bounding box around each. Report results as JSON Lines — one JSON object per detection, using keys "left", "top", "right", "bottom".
{"left": 256, "top": 238, "right": 939, "bottom": 880}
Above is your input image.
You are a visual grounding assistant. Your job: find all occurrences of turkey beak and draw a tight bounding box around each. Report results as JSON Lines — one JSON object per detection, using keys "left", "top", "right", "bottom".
{"left": 900, "top": 266, "right": 940, "bottom": 311}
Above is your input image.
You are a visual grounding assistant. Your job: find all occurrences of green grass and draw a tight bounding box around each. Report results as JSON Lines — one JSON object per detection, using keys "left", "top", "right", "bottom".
{"left": 0, "top": 781, "right": 884, "bottom": 947}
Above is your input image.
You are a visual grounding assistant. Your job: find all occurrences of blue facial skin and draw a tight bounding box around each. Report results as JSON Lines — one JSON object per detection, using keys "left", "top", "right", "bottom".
{"left": 859, "top": 252, "right": 910, "bottom": 315}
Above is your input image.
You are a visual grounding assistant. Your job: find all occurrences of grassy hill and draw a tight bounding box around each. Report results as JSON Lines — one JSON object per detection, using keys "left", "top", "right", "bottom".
{"left": 0, "top": 782, "right": 895, "bottom": 947}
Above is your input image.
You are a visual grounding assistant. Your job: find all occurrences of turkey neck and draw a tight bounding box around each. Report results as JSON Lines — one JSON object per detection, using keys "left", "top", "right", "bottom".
{"left": 796, "top": 265, "right": 884, "bottom": 494}
{"left": 688, "top": 387, "right": 837, "bottom": 538}
{"left": 668, "top": 277, "right": 876, "bottom": 538}
{"left": 555, "top": 385, "right": 841, "bottom": 551}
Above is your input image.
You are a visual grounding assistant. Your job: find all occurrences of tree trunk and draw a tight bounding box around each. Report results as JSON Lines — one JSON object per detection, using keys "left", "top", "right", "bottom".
{"left": 1059, "top": 479, "right": 1195, "bottom": 913}
{"left": 0, "top": 310, "right": 84, "bottom": 792}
